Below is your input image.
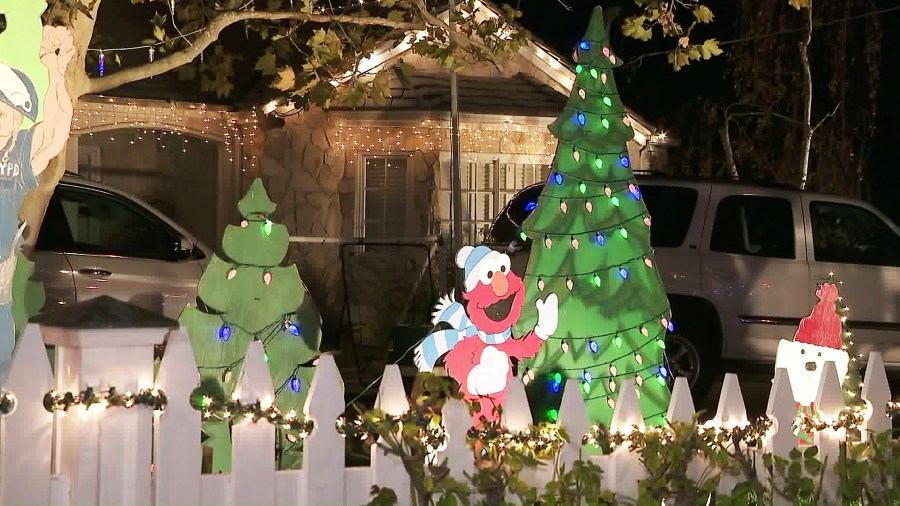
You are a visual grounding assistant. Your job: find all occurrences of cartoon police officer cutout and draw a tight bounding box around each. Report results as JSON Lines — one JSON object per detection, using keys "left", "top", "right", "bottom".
{"left": 0, "top": 23, "right": 75, "bottom": 367}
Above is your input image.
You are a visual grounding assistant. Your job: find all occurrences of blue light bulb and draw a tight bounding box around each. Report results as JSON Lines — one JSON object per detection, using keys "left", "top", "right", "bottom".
{"left": 553, "top": 172, "right": 564, "bottom": 185}
{"left": 550, "top": 380, "right": 561, "bottom": 393}
{"left": 525, "top": 201, "right": 537, "bottom": 212}
{"left": 217, "top": 324, "right": 232, "bottom": 341}
{"left": 620, "top": 155, "right": 630, "bottom": 168}
{"left": 618, "top": 267, "right": 629, "bottom": 280}
{"left": 659, "top": 366, "right": 669, "bottom": 378}
{"left": 582, "top": 370, "right": 593, "bottom": 383}
{"left": 589, "top": 339, "right": 599, "bottom": 353}
{"left": 594, "top": 233, "right": 606, "bottom": 246}
{"left": 286, "top": 321, "right": 301, "bottom": 336}
{"left": 576, "top": 112, "right": 586, "bottom": 126}
{"left": 631, "top": 188, "right": 642, "bottom": 200}
{"left": 668, "top": 321, "right": 675, "bottom": 332}
{"left": 290, "top": 377, "right": 302, "bottom": 392}
{"left": 579, "top": 41, "right": 591, "bottom": 50}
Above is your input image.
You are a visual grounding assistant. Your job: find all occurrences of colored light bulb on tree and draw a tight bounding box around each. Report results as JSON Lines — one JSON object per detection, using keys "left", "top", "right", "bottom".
{"left": 218, "top": 324, "right": 232, "bottom": 341}
{"left": 603, "top": 96, "right": 612, "bottom": 107}
{"left": 263, "top": 219, "right": 273, "bottom": 236}
{"left": 595, "top": 158, "right": 603, "bottom": 170}
{"left": 589, "top": 339, "right": 599, "bottom": 353}
{"left": 290, "top": 377, "right": 302, "bottom": 393}
{"left": 579, "top": 41, "right": 591, "bottom": 50}
{"left": 590, "top": 68, "right": 599, "bottom": 79}
{"left": 577, "top": 112, "right": 586, "bottom": 126}
{"left": 579, "top": 181, "right": 587, "bottom": 194}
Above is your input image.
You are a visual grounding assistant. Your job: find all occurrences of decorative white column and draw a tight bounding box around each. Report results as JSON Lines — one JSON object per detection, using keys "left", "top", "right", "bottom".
{"left": 36, "top": 296, "right": 177, "bottom": 506}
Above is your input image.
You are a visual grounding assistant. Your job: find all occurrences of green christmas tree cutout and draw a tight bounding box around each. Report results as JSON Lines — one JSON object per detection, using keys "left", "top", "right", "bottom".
{"left": 515, "top": 6, "right": 672, "bottom": 428}
{"left": 180, "top": 178, "right": 320, "bottom": 472}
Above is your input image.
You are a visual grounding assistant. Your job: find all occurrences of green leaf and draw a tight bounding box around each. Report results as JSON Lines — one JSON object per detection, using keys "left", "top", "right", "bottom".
{"left": 700, "top": 39, "right": 724, "bottom": 59}
{"left": 803, "top": 446, "right": 818, "bottom": 458}
{"left": 622, "top": 16, "right": 652, "bottom": 41}
{"left": 693, "top": 5, "right": 714, "bottom": 23}
{"left": 789, "top": 0, "right": 811, "bottom": 9}
{"left": 272, "top": 67, "right": 296, "bottom": 91}
{"left": 387, "top": 9, "right": 406, "bottom": 22}
{"left": 153, "top": 25, "right": 166, "bottom": 42}
{"left": 308, "top": 81, "right": 335, "bottom": 105}
{"left": 255, "top": 51, "right": 278, "bottom": 75}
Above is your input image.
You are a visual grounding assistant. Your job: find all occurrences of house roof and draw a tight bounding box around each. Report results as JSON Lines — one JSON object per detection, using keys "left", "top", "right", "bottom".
{"left": 329, "top": 71, "right": 566, "bottom": 117}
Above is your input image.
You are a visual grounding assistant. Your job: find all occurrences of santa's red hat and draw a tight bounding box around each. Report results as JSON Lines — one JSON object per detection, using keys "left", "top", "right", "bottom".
{"left": 793, "top": 283, "right": 843, "bottom": 350}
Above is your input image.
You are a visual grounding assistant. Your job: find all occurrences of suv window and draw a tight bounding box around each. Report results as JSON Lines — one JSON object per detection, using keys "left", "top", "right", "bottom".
{"left": 37, "top": 186, "right": 180, "bottom": 261}
{"left": 641, "top": 185, "right": 697, "bottom": 247}
{"left": 809, "top": 201, "right": 900, "bottom": 266}
{"left": 710, "top": 195, "right": 795, "bottom": 259}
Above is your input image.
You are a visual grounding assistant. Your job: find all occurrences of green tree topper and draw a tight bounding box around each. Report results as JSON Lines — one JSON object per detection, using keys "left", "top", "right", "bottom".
{"left": 180, "top": 178, "right": 320, "bottom": 472}
{"left": 515, "top": 6, "right": 672, "bottom": 429}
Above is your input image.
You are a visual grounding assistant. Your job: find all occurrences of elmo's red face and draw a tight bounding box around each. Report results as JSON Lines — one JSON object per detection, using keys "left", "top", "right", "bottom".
{"left": 462, "top": 252, "right": 526, "bottom": 335}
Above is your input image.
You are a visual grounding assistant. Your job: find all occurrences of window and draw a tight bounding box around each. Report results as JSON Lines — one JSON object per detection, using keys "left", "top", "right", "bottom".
{"left": 439, "top": 160, "right": 550, "bottom": 244}
{"left": 363, "top": 156, "right": 410, "bottom": 239}
{"left": 641, "top": 185, "right": 698, "bottom": 248}
{"left": 809, "top": 201, "right": 900, "bottom": 267}
{"left": 710, "top": 195, "right": 795, "bottom": 259}
{"left": 36, "top": 186, "right": 180, "bottom": 261}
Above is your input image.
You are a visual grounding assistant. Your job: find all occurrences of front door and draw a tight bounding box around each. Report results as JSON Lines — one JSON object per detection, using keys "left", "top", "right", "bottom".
{"left": 39, "top": 184, "right": 201, "bottom": 319}
{"left": 802, "top": 197, "right": 900, "bottom": 365}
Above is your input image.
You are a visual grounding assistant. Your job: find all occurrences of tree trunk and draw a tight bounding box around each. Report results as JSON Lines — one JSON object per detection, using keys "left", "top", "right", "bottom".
{"left": 718, "top": 125, "right": 738, "bottom": 180}
{"left": 798, "top": 1, "right": 814, "bottom": 190}
{"left": 20, "top": 3, "right": 97, "bottom": 254}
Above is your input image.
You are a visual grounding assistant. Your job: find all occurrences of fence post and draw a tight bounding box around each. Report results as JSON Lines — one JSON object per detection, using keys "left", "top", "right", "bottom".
{"left": 0, "top": 324, "right": 55, "bottom": 506}
{"left": 371, "top": 365, "right": 411, "bottom": 506}
{"left": 302, "top": 353, "right": 345, "bottom": 506}
{"left": 861, "top": 351, "right": 891, "bottom": 440}
{"left": 813, "top": 361, "right": 844, "bottom": 506}
{"left": 557, "top": 379, "right": 590, "bottom": 473}
{"left": 36, "top": 297, "right": 172, "bottom": 506}
{"left": 231, "top": 341, "right": 276, "bottom": 506}
{"left": 606, "top": 379, "right": 645, "bottom": 503}
{"left": 709, "top": 373, "right": 750, "bottom": 498}
{"left": 153, "top": 328, "right": 201, "bottom": 506}
{"left": 440, "top": 397, "right": 473, "bottom": 482}
{"left": 765, "top": 368, "right": 797, "bottom": 506}
{"left": 666, "top": 377, "right": 711, "bottom": 502}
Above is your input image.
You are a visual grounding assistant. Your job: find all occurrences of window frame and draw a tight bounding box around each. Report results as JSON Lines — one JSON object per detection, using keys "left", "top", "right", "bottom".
{"left": 37, "top": 183, "right": 183, "bottom": 261}
{"left": 708, "top": 193, "right": 798, "bottom": 260}
{"left": 355, "top": 152, "right": 416, "bottom": 239}
{"left": 806, "top": 199, "right": 900, "bottom": 267}
{"left": 436, "top": 152, "right": 552, "bottom": 244}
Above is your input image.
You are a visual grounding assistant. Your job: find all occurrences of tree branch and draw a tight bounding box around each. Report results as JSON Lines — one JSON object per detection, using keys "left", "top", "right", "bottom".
{"left": 812, "top": 101, "right": 841, "bottom": 133}
{"left": 87, "top": 10, "right": 423, "bottom": 95}
{"left": 410, "top": 0, "right": 493, "bottom": 55}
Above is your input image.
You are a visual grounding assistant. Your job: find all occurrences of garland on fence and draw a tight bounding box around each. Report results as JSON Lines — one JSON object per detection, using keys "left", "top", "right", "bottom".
{"left": 886, "top": 401, "right": 900, "bottom": 417}
{"left": 792, "top": 405, "right": 866, "bottom": 434}
{"left": 467, "top": 422, "right": 565, "bottom": 455}
{"left": 0, "top": 389, "right": 15, "bottom": 415}
{"left": 198, "top": 395, "right": 314, "bottom": 442}
{"left": 43, "top": 387, "right": 167, "bottom": 413}
{"left": 583, "top": 415, "right": 775, "bottom": 451}
{"left": 336, "top": 411, "right": 448, "bottom": 454}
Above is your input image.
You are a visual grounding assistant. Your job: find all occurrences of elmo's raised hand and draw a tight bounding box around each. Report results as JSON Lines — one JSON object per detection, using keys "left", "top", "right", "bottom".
{"left": 40, "top": 26, "right": 75, "bottom": 75}
{"left": 533, "top": 293, "right": 558, "bottom": 340}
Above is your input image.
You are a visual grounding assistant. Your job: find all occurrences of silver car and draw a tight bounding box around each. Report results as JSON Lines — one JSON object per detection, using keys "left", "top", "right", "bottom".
{"left": 31, "top": 174, "right": 321, "bottom": 335}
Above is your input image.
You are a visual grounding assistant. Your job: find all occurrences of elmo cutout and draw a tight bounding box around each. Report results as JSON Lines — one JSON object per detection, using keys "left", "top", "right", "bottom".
{"left": 415, "top": 245, "right": 558, "bottom": 425}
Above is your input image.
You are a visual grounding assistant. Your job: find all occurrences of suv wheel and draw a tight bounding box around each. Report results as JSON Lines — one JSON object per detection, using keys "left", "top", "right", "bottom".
{"left": 666, "top": 333, "right": 705, "bottom": 390}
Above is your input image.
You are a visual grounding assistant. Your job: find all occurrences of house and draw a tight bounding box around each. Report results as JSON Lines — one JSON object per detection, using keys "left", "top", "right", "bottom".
{"left": 67, "top": 1, "right": 672, "bottom": 368}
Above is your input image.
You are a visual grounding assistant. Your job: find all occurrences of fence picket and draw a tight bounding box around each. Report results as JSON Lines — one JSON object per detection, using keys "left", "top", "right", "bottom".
{"left": 764, "top": 368, "right": 797, "bottom": 506}
{"left": 371, "top": 365, "right": 411, "bottom": 506}
{"left": 861, "top": 351, "right": 892, "bottom": 439}
{"left": 153, "top": 328, "right": 201, "bottom": 506}
{"left": 814, "top": 361, "right": 844, "bottom": 506}
{"left": 606, "top": 380, "right": 645, "bottom": 503}
{"left": 709, "top": 374, "right": 749, "bottom": 498}
{"left": 0, "top": 324, "right": 54, "bottom": 506}
{"left": 440, "top": 397, "right": 474, "bottom": 482}
{"left": 666, "top": 377, "right": 695, "bottom": 423}
{"left": 558, "top": 379, "right": 590, "bottom": 473}
{"left": 231, "top": 341, "right": 276, "bottom": 506}
{"left": 302, "top": 353, "right": 345, "bottom": 506}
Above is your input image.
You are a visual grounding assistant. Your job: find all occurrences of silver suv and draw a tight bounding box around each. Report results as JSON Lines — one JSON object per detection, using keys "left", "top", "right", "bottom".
{"left": 30, "top": 174, "right": 321, "bottom": 334}
{"left": 489, "top": 175, "right": 900, "bottom": 394}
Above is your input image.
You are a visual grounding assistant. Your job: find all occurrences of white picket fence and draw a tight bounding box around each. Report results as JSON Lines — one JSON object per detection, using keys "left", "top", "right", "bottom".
{"left": 0, "top": 321, "right": 895, "bottom": 506}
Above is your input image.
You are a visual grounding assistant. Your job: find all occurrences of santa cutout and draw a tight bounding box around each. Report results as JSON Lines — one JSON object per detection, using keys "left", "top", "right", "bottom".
{"left": 414, "top": 245, "right": 558, "bottom": 425}
{"left": 774, "top": 282, "right": 849, "bottom": 408}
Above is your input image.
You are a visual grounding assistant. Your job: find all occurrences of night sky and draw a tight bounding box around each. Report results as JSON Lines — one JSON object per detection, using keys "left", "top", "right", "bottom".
{"left": 514, "top": 0, "right": 900, "bottom": 222}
